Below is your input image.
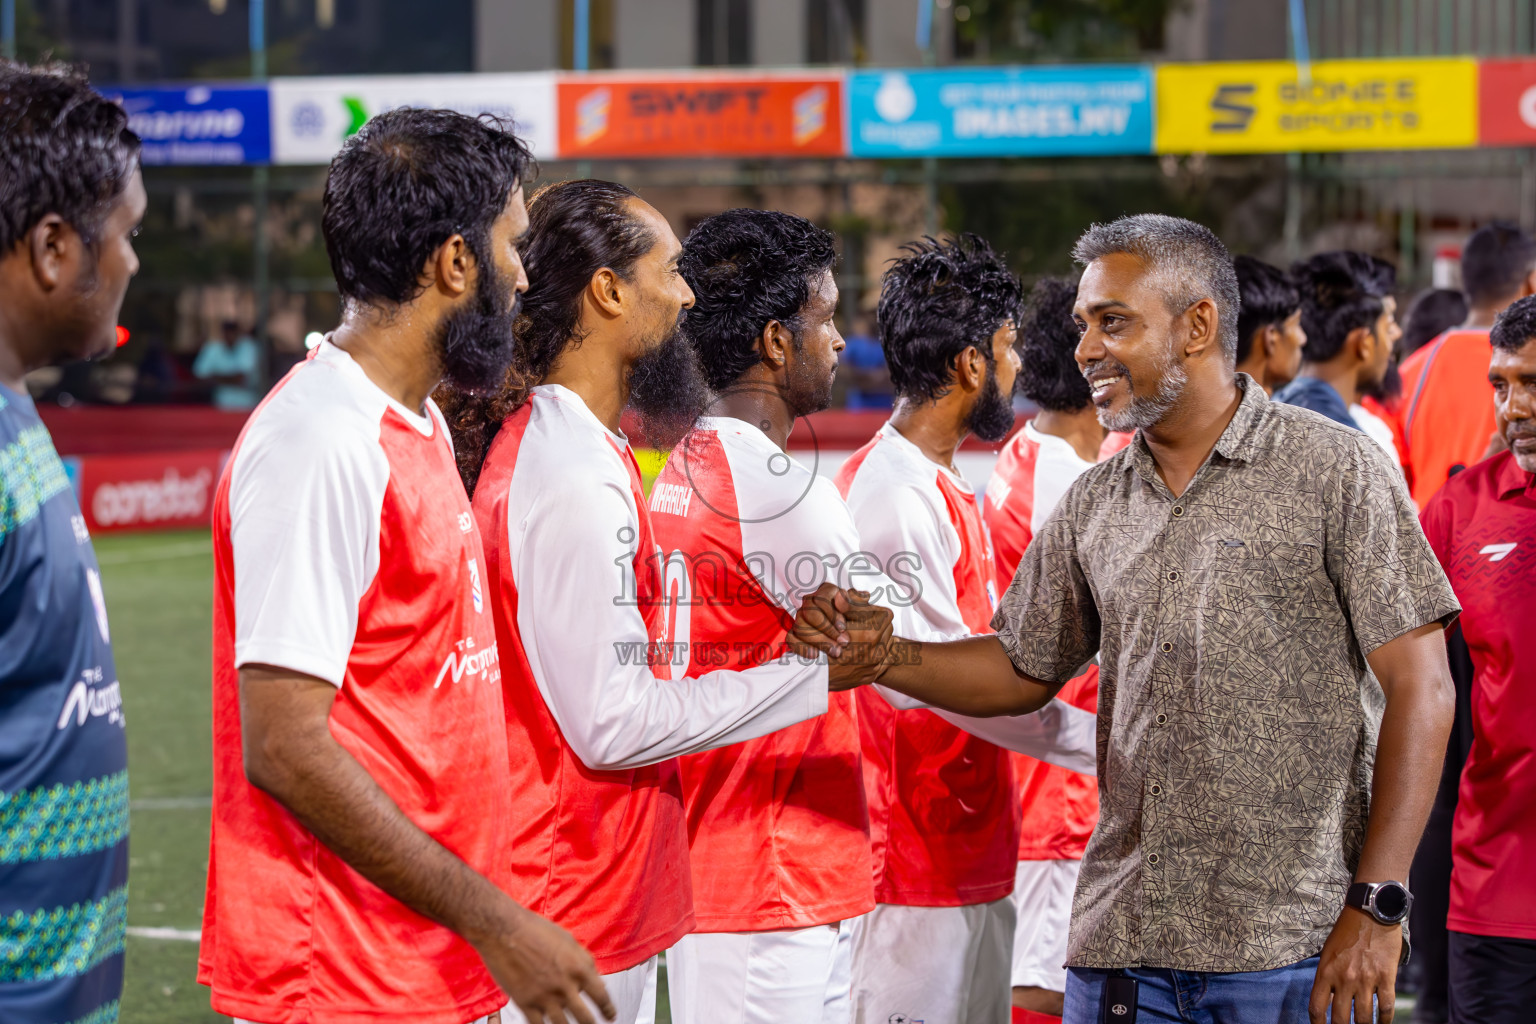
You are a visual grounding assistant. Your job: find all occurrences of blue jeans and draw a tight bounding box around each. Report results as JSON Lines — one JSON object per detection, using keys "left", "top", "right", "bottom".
{"left": 1064, "top": 957, "right": 1320, "bottom": 1024}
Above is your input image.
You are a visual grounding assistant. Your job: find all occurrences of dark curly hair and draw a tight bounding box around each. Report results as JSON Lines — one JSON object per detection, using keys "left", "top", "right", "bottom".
{"left": 0, "top": 61, "right": 141, "bottom": 253}
{"left": 877, "top": 234, "right": 1024, "bottom": 403}
{"left": 679, "top": 209, "right": 837, "bottom": 391}
{"left": 1290, "top": 251, "right": 1396, "bottom": 364}
{"left": 1233, "top": 256, "right": 1300, "bottom": 364}
{"left": 1491, "top": 293, "right": 1536, "bottom": 353}
{"left": 436, "top": 178, "right": 656, "bottom": 495}
{"left": 1015, "top": 276, "right": 1090, "bottom": 413}
{"left": 322, "top": 107, "right": 533, "bottom": 309}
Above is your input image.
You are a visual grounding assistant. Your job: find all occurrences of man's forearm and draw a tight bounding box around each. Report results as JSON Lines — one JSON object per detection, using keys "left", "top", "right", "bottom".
{"left": 876, "top": 635, "right": 1063, "bottom": 716}
{"left": 1355, "top": 681, "right": 1454, "bottom": 883}
{"left": 241, "top": 674, "right": 519, "bottom": 946}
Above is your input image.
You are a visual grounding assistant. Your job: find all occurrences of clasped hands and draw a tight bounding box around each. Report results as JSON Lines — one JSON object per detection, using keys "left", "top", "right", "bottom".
{"left": 787, "top": 582, "right": 903, "bottom": 691}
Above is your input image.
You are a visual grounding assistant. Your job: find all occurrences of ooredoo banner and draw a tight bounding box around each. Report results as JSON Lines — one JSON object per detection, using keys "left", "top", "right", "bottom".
{"left": 99, "top": 84, "right": 271, "bottom": 165}
{"left": 77, "top": 450, "right": 227, "bottom": 534}
{"left": 556, "top": 74, "right": 843, "bottom": 159}
{"left": 848, "top": 66, "right": 1153, "bottom": 157}
{"left": 269, "top": 73, "right": 558, "bottom": 164}
{"left": 1479, "top": 59, "right": 1536, "bottom": 146}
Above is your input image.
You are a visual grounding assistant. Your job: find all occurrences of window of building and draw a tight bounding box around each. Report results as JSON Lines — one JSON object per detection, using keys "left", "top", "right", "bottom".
{"left": 807, "top": 0, "right": 864, "bottom": 64}
{"left": 696, "top": 0, "right": 751, "bottom": 66}
{"left": 560, "top": 0, "right": 616, "bottom": 70}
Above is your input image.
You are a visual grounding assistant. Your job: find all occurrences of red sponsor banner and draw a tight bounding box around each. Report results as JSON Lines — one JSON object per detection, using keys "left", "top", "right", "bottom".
{"left": 78, "top": 449, "right": 226, "bottom": 533}
{"left": 1479, "top": 59, "right": 1536, "bottom": 146}
{"left": 557, "top": 74, "right": 843, "bottom": 158}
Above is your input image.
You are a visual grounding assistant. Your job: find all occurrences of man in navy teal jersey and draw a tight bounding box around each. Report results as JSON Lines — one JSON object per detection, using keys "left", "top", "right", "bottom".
{"left": 0, "top": 61, "right": 145, "bottom": 1024}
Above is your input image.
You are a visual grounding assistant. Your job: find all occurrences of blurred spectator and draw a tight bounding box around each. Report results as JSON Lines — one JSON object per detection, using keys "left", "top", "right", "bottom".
{"left": 1401, "top": 288, "right": 1470, "bottom": 360}
{"left": 1400, "top": 222, "right": 1536, "bottom": 507}
{"left": 133, "top": 334, "right": 179, "bottom": 403}
{"left": 841, "top": 314, "right": 893, "bottom": 410}
{"left": 1420, "top": 297, "right": 1536, "bottom": 1024}
{"left": 194, "top": 319, "right": 262, "bottom": 410}
{"left": 1233, "top": 255, "right": 1306, "bottom": 394}
{"left": 1275, "top": 252, "right": 1401, "bottom": 465}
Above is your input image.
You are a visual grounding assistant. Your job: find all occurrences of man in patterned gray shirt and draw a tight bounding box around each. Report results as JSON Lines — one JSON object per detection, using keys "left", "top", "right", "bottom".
{"left": 838, "top": 215, "right": 1460, "bottom": 1024}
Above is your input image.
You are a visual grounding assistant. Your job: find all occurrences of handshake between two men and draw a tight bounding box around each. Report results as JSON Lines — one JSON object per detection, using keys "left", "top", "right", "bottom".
{"left": 782, "top": 583, "right": 1089, "bottom": 734}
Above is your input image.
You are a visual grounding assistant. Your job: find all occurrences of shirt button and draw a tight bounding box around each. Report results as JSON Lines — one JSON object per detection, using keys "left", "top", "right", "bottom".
{"left": 1167, "top": 570, "right": 1180, "bottom": 582}
{"left": 1160, "top": 641, "right": 1173, "bottom": 653}
{"left": 1156, "top": 713, "right": 1168, "bottom": 725}
{"left": 1150, "top": 783, "right": 1163, "bottom": 796}
{"left": 1148, "top": 853, "right": 1161, "bottom": 866}
{"left": 1172, "top": 505, "right": 1184, "bottom": 517}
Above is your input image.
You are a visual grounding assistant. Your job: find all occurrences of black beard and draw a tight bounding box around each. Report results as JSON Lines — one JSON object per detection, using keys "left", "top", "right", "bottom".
{"left": 439, "top": 258, "right": 520, "bottom": 392}
{"left": 627, "top": 314, "right": 712, "bottom": 448}
{"left": 966, "top": 363, "right": 1016, "bottom": 443}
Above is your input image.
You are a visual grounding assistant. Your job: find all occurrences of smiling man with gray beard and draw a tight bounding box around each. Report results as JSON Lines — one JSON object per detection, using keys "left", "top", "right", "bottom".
{"left": 810, "top": 214, "right": 1464, "bottom": 1024}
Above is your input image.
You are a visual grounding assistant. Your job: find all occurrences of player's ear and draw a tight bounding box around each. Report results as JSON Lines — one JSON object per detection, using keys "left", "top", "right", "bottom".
{"left": 28, "top": 213, "right": 72, "bottom": 291}
{"left": 954, "top": 344, "right": 985, "bottom": 392}
{"left": 587, "top": 267, "right": 626, "bottom": 317}
{"left": 1347, "top": 324, "right": 1372, "bottom": 363}
{"left": 760, "top": 319, "right": 792, "bottom": 371}
{"left": 427, "top": 233, "right": 472, "bottom": 299}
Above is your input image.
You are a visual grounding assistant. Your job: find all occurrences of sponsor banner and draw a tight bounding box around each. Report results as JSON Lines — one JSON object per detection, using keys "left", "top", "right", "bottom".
{"left": 847, "top": 66, "right": 1153, "bottom": 157}
{"left": 270, "top": 73, "right": 557, "bottom": 164}
{"left": 1155, "top": 58, "right": 1477, "bottom": 153}
{"left": 556, "top": 73, "right": 843, "bottom": 158}
{"left": 99, "top": 84, "right": 271, "bottom": 165}
{"left": 1479, "top": 59, "right": 1536, "bottom": 146}
{"left": 78, "top": 450, "right": 226, "bottom": 534}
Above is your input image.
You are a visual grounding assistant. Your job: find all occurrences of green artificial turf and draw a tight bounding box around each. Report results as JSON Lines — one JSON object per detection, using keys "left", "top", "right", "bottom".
{"left": 97, "top": 528, "right": 674, "bottom": 1024}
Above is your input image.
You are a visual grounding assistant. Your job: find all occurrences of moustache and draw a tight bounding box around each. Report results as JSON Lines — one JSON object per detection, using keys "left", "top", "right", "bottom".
{"left": 1081, "top": 356, "right": 1131, "bottom": 381}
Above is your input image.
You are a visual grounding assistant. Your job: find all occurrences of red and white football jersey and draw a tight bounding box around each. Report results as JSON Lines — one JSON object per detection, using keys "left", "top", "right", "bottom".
{"left": 473, "top": 387, "right": 830, "bottom": 973}
{"left": 984, "top": 422, "right": 1101, "bottom": 862}
{"left": 835, "top": 423, "right": 1021, "bottom": 907}
{"left": 200, "top": 341, "right": 510, "bottom": 1024}
{"left": 649, "top": 417, "right": 877, "bottom": 932}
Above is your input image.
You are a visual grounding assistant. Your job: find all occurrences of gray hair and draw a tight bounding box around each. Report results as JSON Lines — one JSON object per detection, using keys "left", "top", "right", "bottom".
{"left": 1072, "top": 214, "right": 1240, "bottom": 362}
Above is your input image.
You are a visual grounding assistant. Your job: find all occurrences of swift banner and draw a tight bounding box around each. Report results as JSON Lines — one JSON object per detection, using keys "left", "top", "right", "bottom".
{"left": 269, "top": 73, "right": 557, "bottom": 164}
{"left": 556, "top": 74, "right": 843, "bottom": 158}
{"left": 848, "top": 66, "right": 1153, "bottom": 157}
{"left": 1479, "top": 59, "right": 1536, "bottom": 146}
{"left": 1155, "top": 58, "right": 1478, "bottom": 153}
{"left": 101, "top": 85, "right": 271, "bottom": 165}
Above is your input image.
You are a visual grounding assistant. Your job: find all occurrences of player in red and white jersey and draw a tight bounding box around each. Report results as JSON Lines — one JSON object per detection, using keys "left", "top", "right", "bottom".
{"left": 438, "top": 182, "right": 885, "bottom": 1024}
{"left": 648, "top": 211, "right": 1096, "bottom": 1024}
{"left": 201, "top": 111, "right": 612, "bottom": 1024}
{"left": 982, "top": 277, "right": 1105, "bottom": 1024}
{"left": 836, "top": 235, "right": 1029, "bottom": 1024}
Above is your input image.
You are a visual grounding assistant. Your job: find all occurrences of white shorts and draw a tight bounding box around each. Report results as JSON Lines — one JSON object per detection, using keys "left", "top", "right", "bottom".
{"left": 667, "top": 922, "right": 853, "bottom": 1024}
{"left": 847, "top": 897, "right": 1015, "bottom": 1024}
{"left": 497, "top": 954, "right": 658, "bottom": 1024}
{"left": 1010, "top": 859, "right": 1080, "bottom": 992}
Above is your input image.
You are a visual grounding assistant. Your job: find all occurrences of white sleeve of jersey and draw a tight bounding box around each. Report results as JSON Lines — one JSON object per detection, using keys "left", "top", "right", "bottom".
{"left": 230, "top": 403, "right": 387, "bottom": 688}
{"left": 511, "top": 454, "right": 829, "bottom": 772}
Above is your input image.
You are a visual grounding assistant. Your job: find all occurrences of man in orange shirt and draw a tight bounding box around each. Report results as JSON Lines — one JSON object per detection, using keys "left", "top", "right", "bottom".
{"left": 1401, "top": 222, "right": 1536, "bottom": 506}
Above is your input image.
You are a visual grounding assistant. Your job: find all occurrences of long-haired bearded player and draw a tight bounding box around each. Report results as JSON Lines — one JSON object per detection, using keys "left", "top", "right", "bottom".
{"left": 435, "top": 181, "right": 888, "bottom": 1024}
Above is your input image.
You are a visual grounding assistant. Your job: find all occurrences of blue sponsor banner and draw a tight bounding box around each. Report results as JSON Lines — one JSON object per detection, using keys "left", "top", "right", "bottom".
{"left": 847, "top": 66, "right": 1154, "bottom": 158}
{"left": 99, "top": 85, "right": 271, "bottom": 165}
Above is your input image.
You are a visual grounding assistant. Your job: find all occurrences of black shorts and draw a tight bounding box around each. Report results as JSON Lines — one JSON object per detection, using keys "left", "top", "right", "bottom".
{"left": 1448, "top": 930, "right": 1536, "bottom": 1024}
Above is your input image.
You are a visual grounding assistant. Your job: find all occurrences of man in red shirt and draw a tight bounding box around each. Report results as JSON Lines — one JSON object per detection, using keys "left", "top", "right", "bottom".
{"left": 200, "top": 110, "right": 614, "bottom": 1024}
{"left": 1402, "top": 222, "right": 1536, "bottom": 507}
{"left": 983, "top": 276, "right": 1103, "bottom": 1024}
{"left": 1420, "top": 295, "right": 1536, "bottom": 1024}
{"left": 837, "top": 235, "right": 1025, "bottom": 1024}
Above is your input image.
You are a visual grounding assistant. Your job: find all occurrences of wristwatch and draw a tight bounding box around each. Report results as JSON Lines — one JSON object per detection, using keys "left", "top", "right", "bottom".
{"left": 1345, "top": 880, "right": 1413, "bottom": 925}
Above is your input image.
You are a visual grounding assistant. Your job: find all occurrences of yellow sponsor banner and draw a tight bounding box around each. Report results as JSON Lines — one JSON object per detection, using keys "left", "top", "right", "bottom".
{"left": 1155, "top": 58, "right": 1477, "bottom": 153}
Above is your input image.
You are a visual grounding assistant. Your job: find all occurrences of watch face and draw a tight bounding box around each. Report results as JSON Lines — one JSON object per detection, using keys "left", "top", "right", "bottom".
{"left": 1374, "top": 883, "right": 1410, "bottom": 920}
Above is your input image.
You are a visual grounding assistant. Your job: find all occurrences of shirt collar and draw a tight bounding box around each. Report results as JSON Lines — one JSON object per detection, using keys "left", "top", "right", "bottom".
{"left": 1122, "top": 373, "right": 1268, "bottom": 481}
{"left": 1495, "top": 448, "right": 1536, "bottom": 500}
